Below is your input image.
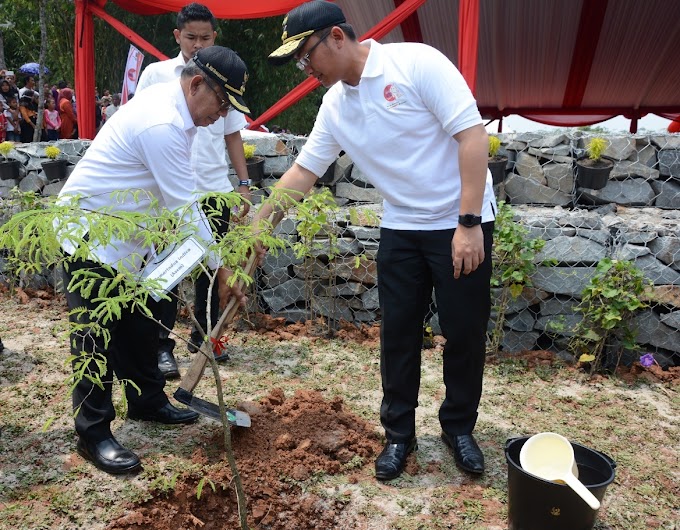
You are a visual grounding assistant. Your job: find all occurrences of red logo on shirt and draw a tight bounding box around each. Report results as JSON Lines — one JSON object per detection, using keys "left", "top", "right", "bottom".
{"left": 384, "top": 84, "right": 401, "bottom": 102}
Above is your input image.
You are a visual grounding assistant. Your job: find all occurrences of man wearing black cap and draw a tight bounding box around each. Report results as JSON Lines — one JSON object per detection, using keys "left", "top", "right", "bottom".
{"left": 257, "top": 1, "right": 496, "bottom": 481}
{"left": 57, "top": 46, "right": 251, "bottom": 475}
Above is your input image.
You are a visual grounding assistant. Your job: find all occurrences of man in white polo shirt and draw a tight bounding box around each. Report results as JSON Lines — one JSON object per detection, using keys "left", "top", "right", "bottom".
{"left": 136, "top": 3, "right": 252, "bottom": 378}
{"left": 257, "top": 0, "right": 497, "bottom": 481}
{"left": 57, "top": 46, "right": 251, "bottom": 475}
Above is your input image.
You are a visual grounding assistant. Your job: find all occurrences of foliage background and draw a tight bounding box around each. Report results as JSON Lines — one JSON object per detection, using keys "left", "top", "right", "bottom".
{"left": 0, "top": 0, "right": 322, "bottom": 133}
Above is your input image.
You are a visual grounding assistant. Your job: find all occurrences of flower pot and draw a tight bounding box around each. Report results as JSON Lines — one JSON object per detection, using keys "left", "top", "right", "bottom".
{"left": 0, "top": 160, "right": 21, "bottom": 181}
{"left": 246, "top": 155, "right": 265, "bottom": 184}
{"left": 41, "top": 159, "right": 68, "bottom": 182}
{"left": 488, "top": 157, "right": 508, "bottom": 184}
{"left": 576, "top": 158, "right": 613, "bottom": 190}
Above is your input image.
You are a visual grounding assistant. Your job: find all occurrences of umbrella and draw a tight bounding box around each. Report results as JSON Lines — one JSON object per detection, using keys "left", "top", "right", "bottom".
{"left": 18, "top": 63, "right": 50, "bottom": 76}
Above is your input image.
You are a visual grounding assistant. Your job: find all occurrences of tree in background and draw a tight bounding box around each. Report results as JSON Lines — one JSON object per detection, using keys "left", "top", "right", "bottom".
{"left": 33, "top": 0, "right": 48, "bottom": 142}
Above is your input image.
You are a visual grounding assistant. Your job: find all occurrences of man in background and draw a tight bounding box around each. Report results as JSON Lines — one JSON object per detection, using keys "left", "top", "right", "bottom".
{"left": 104, "top": 93, "right": 121, "bottom": 121}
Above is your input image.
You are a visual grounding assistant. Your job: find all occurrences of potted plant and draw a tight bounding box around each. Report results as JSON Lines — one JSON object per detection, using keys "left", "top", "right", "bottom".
{"left": 488, "top": 135, "right": 508, "bottom": 184}
{"left": 243, "top": 142, "right": 265, "bottom": 185}
{"left": 41, "top": 145, "right": 69, "bottom": 182}
{"left": 0, "top": 141, "right": 21, "bottom": 181}
{"left": 575, "top": 137, "right": 613, "bottom": 190}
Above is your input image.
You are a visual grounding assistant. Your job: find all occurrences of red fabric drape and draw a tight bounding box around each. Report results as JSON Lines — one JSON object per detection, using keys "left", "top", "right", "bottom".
{"left": 394, "top": 0, "right": 423, "bottom": 42}
{"left": 669, "top": 120, "right": 680, "bottom": 133}
{"left": 248, "top": 0, "right": 428, "bottom": 130}
{"left": 562, "top": 0, "right": 609, "bottom": 108}
{"left": 74, "top": 0, "right": 95, "bottom": 139}
{"left": 520, "top": 114, "right": 617, "bottom": 127}
{"left": 457, "top": 0, "right": 479, "bottom": 94}
{"left": 111, "top": 0, "right": 304, "bottom": 18}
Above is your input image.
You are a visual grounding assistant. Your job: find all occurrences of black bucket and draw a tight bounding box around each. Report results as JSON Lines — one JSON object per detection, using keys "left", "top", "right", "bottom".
{"left": 505, "top": 436, "right": 616, "bottom": 530}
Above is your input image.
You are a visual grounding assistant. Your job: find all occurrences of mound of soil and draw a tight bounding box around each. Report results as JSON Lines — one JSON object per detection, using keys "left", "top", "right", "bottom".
{"left": 106, "top": 388, "right": 383, "bottom": 530}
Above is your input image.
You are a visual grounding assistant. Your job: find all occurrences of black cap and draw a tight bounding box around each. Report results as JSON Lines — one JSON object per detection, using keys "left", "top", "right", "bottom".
{"left": 268, "top": 1, "right": 346, "bottom": 66}
{"left": 193, "top": 46, "right": 250, "bottom": 114}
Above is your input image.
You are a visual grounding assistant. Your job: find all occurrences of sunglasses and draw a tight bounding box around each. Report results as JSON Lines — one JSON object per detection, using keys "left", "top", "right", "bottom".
{"left": 296, "top": 29, "right": 331, "bottom": 71}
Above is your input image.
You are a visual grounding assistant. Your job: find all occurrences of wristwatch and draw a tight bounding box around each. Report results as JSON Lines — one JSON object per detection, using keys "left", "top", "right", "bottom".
{"left": 458, "top": 213, "right": 482, "bottom": 227}
{"left": 238, "top": 179, "right": 251, "bottom": 187}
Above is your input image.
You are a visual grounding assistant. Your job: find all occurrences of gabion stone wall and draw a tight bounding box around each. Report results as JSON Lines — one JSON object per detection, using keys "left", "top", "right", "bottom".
{"left": 1, "top": 132, "right": 679, "bottom": 365}
{"left": 241, "top": 130, "right": 680, "bottom": 366}
{"left": 0, "top": 140, "right": 88, "bottom": 199}
{"left": 496, "top": 132, "right": 680, "bottom": 208}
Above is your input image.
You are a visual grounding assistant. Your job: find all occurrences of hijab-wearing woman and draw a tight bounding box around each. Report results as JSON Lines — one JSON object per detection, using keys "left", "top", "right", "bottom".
{"left": 0, "top": 80, "right": 12, "bottom": 109}
{"left": 19, "top": 90, "right": 37, "bottom": 143}
{"left": 59, "top": 88, "right": 77, "bottom": 139}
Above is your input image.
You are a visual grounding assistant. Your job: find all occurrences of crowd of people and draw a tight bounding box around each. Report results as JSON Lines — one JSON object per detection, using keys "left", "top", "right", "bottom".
{"left": 0, "top": 68, "right": 123, "bottom": 143}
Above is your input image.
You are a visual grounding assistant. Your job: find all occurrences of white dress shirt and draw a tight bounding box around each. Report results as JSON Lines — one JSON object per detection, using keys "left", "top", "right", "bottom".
{"left": 57, "top": 80, "right": 216, "bottom": 272}
{"left": 136, "top": 52, "right": 247, "bottom": 192}
{"left": 296, "top": 40, "right": 496, "bottom": 230}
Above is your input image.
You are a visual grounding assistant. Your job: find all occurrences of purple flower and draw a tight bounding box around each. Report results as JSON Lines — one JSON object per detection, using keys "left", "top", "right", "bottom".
{"left": 639, "top": 353, "right": 655, "bottom": 368}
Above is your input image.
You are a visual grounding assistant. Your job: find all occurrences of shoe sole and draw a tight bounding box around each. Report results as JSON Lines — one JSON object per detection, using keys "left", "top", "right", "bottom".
{"left": 441, "top": 433, "right": 484, "bottom": 475}
{"left": 77, "top": 447, "right": 142, "bottom": 475}
{"left": 127, "top": 413, "right": 200, "bottom": 425}
{"left": 160, "top": 369, "right": 180, "bottom": 379}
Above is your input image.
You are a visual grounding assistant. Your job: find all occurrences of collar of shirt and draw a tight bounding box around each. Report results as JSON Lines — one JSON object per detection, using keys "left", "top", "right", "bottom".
{"left": 342, "top": 39, "right": 382, "bottom": 95}
{"left": 171, "top": 51, "right": 187, "bottom": 77}
{"left": 170, "top": 79, "right": 197, "bottom": 134}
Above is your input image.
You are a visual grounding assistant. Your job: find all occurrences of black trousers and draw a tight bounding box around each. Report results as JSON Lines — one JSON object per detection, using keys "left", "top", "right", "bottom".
{"left": 377, "top": 223, "right": 494, "bottom": 442}
{"left": 156, "top": 196, "right": 231, "bottom": 350}
{"left": 64, "top": 258, "right": 168, "bottom": 442}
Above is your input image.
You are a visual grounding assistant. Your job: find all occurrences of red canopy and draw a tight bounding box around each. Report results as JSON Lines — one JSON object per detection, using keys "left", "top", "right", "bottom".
{"left": 75, "top": 0, "right": 680, "bottom": 139}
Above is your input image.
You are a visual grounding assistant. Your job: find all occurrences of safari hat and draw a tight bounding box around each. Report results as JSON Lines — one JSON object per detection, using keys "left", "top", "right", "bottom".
{"left": 268, "top": 1, "right": 345, "bottom": 66}
{"left": 193, "top": 46, "right": 250, "bottom": 114}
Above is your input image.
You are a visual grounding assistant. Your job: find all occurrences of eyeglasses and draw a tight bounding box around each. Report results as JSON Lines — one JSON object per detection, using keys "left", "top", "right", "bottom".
{"left": 295, "top": 30, "right": 331, "bottom": 71}
{"left": 203, "top": 78, "right": 231, "bottom": 112}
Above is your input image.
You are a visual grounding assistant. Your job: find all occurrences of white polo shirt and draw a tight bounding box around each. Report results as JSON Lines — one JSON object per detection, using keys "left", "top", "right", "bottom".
{"left": 136, "top": 52, "right": 247, "bottom": 192}
{"left": 57, "top": 80, "right": 216, "bottom": 272}
{"left": 295, "top": 40, "right": 496, "bottom": 230}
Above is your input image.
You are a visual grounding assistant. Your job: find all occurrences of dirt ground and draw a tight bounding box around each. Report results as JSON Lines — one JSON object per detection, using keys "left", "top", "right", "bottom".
{"left": 1, "top": 288, "right": 678, "bottom": 530}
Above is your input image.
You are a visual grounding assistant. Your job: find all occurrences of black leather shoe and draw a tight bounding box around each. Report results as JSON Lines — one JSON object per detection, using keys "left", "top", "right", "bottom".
{"left": 128, "top": 402, "right": 199, "bottom": 424}
{"left": 441, "top": 432, "right": 484, "bottom": 474}
{"left": 158, "top": 350, "right": 179, "bottom": 379}
{"left": 77, "top": 436, "right": 141, "bottom": 474}
{"left": 374, "top": 438, "right": 417, "bottom": 481}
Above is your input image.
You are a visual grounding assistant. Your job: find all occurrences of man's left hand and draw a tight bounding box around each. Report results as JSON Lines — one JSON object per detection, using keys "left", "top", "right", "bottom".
{"left": 452, "top": 225, "right": 484, "bottom": 279}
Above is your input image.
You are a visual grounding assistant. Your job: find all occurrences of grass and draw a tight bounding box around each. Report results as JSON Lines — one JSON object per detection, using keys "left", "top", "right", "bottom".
{"left": 0, "top": 294, "right": 678, "bottom": 529}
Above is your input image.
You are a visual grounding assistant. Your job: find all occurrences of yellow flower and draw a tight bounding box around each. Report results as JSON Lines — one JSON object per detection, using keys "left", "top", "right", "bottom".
{"left": 45, "top": 145, "right": 61, "bottom": 160}
{"left": 0, "top": 141, "right": 14, "bottom": 157}
{"left": 243, "top": 143, "right": 257, "bottom": 160}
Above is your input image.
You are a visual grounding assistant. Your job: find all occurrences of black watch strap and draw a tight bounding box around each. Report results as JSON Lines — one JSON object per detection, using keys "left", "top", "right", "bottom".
{"left": 458, "top": 213, "right": 482, "bottom": 227}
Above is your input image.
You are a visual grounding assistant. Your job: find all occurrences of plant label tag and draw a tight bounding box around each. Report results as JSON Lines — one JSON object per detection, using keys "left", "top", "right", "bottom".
{"left": 141, "top": 236, "right": 207, "bottom": 301}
